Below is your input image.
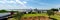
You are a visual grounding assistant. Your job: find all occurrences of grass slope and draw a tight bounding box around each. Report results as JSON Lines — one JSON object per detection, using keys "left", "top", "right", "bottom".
{"left": 22, "top": 13, "right": 60, "bottom": 20}
{"left": 8, "top": 13, "right": 60, "bottom": 20}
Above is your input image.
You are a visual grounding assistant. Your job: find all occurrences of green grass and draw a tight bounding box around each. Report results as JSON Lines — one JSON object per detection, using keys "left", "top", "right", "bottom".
{"left": 22, "top": 13, "right": 60, "bottom": 20}
{"left": 9, "top": 13, "right": 60, "bottom": 20}
{"left": 8, "top": 18, "right": 17, "bottom": 20}
{"left": 22, "top": 13, "right": 48, "bottom": 17}
{"left": 50, "top": 14, "right": 60, "bottom": 20}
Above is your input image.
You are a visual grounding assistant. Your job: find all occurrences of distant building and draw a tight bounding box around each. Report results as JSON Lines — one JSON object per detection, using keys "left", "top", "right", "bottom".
{"left": 9, "top": 9, "right": 48, "bottom": 13}
{"left": 58, "top": 8, "right": 60, "bottom": 12}
{"left": 59, "top": 10, "right": 60, "bottom": 12}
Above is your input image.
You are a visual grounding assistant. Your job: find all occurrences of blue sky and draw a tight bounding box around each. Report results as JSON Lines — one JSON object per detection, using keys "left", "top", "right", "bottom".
{"left": 0, "top": 0, "right": 60, "bottom": 9}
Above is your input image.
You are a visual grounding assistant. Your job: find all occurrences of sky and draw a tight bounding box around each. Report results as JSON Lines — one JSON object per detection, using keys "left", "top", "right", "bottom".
{"left": 0, "top": 0, "right": 60, "bottom": 10}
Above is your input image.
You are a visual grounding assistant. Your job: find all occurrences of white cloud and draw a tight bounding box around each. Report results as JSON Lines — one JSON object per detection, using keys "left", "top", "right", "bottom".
{"left": 0, "top": 0, "right": 16, "bottom": 3}
{"left": 16, "top": 0, "right": 24, "bottom": 4}
{"left": 23, "top": 1, "right": 27, "bottom": 4}
{"left": 9, "top": 1, "right": 15, "bottom": 3}
{"left": 3, "top": 0, "right": 16, "bottom": 3}
{"left": 0, "top": 0, "right": 30, "bottom": 9}
{"left": 0, "top": 1, "right": 5, "bottom": 3}
{"left": 15, "top": 0, "right": 28, "bottom": 8}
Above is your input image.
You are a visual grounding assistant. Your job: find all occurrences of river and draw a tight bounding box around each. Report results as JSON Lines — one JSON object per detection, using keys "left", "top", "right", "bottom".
{"left": 0, "top": 13, "right": 10, "bottom": 17}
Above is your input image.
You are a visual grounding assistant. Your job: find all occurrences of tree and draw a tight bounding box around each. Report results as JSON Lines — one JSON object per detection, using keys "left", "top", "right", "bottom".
{"left": 51, "top": 8, "right": 58, "bottom": 14}
{"left": 47, "top": 8, "right": 58, "bottom": 18}
{"left": 0, "top": 10, "right": 7, "bottom": 13}
{"left": 13, "top": 11, "right": 24, "bottom": 20}
{"left": 34, "top": 8, "right": 38, "bottom": 11}
{"left": 47, "top": 9, "right": 55, "bottom": 18}
{"left": 59, "top": 8, "right": 60, "bottom": 10}
{"left": 47, "top": 10, "right": 54, "bottom": 18}
{"left": 51, "top": 8, "right": 58, "bottom": 11}
{"left": 28, "top": 10, "right": 32, "bottom": 14}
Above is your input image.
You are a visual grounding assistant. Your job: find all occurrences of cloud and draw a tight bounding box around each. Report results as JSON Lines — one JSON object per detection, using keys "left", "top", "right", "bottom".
{"left": 23, "top": 1, "right": 27, "bottom": 4}
{"left": 16, "top": 0, "right": 24, "bottom": 4}
{"left": 16, "top": 0, "right": 28, "bottom": 7}
{"left": 0, "top": 1, "right": 5, "bottom": 3}
{"left": 8, "top": 1, "right": 16, "bottom": 3}
{"left": 0, "top": 4, "right": 22, "bottom": 9}
{"left": 0, "top": 0, "right": 16, "bottom": 4}
{"left": 0, "top": 0, "right": 35, "bottom": 9}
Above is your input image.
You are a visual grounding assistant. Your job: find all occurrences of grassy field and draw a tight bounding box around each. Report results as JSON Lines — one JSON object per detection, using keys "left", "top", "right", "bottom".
{"left": 8, "top": 13, "right": 60, "bottom": 20}
{"left": 22, "top": 13, "right": 60, "bottom": 20}
{"left": 8, "top": 18, "right": 17, "bottom": 20}
{"left": 50, "top": 14, "right": 60, "bottom": 20}
{"left": 22, "top": 13, "right": 48, "bottom": 17}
